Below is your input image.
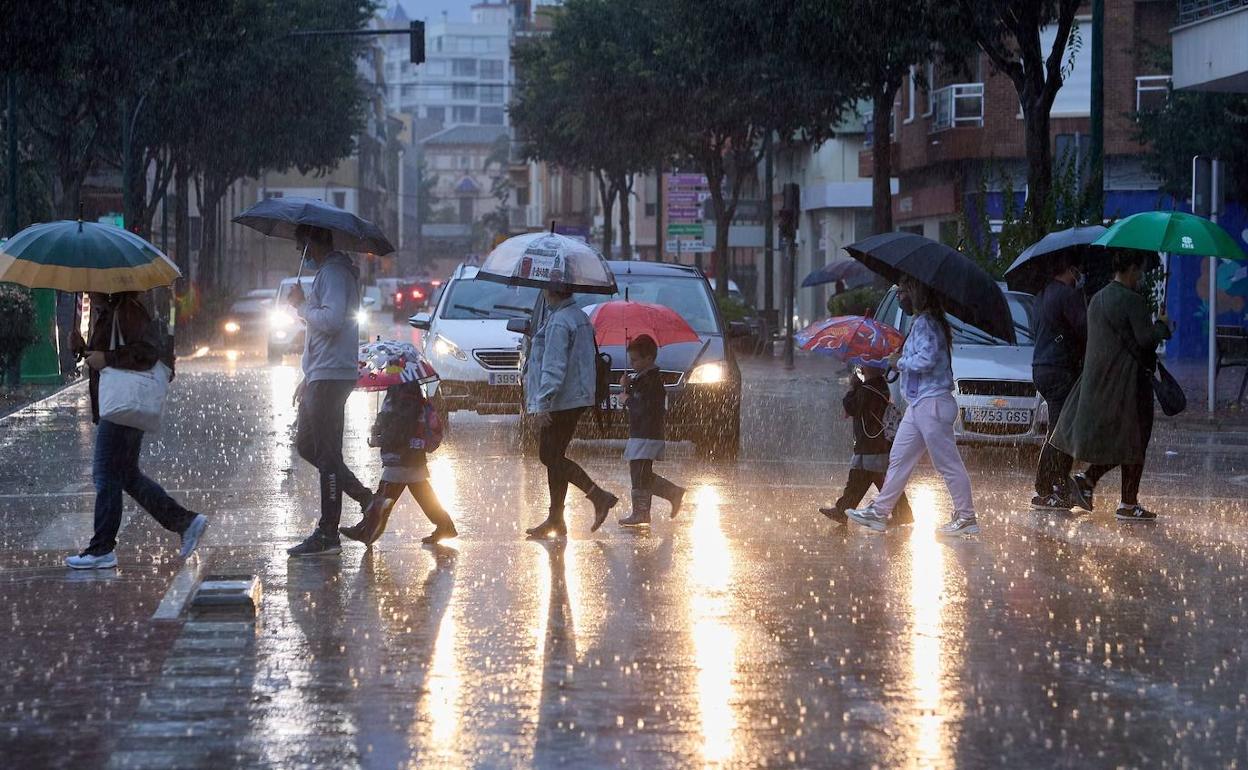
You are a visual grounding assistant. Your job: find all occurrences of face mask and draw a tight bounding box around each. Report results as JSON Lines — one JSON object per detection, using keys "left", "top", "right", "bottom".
{"left": 1074, "top": 270, "right": 1086, "bottom": 290}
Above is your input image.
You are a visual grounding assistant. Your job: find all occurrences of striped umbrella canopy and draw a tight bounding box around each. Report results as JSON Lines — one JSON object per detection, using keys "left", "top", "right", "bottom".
{"left": 0, "top": 220, "right": 180, "bottom": 293}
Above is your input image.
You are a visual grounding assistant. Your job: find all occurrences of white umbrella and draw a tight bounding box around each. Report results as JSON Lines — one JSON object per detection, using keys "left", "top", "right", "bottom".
{"left": 476, "top": 230, "right": 617, "bottom": 295}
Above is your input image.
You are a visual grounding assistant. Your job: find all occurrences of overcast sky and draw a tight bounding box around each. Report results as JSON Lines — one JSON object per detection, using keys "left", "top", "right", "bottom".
{"left": 399, "top": 0, "right": 479, "bottom": 23}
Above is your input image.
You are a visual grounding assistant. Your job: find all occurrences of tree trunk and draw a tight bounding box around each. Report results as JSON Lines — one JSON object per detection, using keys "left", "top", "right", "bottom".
{"left": 1021, "top": 98, "right": 1053, "bottom": 242}
{"left": 173, "top": 160, "right": 190, "bottom": 280}
{"left": 616, "top": 173, "right": 633, "bottom": 259}
{"left": 871, "top": 84, "right": 900, "bottom": 235}
{"left": 595, "top": 169, "right": 616, "bottom": 259}
{"left": 197, "top": 179, "right": 225, "bottom": 294}
{"left": 706, "top": 163, "right": 729, "bottom": 296}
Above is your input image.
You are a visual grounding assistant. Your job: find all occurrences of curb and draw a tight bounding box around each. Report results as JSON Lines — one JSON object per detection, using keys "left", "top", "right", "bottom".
{"left": 0, "top": 378, "right": 87, "bottom": 422}
{"left": 151, "top": 551, "right": 207, "bottom": 622}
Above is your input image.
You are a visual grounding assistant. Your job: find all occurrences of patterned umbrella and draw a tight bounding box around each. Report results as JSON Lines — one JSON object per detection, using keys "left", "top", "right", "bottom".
{"left": 796, "top": 315, "right": 904, "bottom": 368}
{"left": 0, "top": 219, "right": 180, "bottom": 293}
{"left": 582, "top": 300, "right": 700, "bottom": 347}
{"left": 476, "top": 230, "right": 617, "bottom": 295}
{"left": 356, "top": 340, "right": 439, "bottom": 391}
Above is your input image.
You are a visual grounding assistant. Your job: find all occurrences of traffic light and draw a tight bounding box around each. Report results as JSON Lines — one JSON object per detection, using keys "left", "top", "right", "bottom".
{"left": 779, "top": 183, "right": 800, "bottom": 241}
{"left": 410, "top": 20, "right": 425, "bottom": 65}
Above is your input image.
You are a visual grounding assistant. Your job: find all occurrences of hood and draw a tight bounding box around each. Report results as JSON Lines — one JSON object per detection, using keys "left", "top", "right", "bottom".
{"left": 950, "top": 343, "right": 1035, "bottom": 382}
{"left": 321, "top": 251, "right": 360, "bottom": 281}
{"left": 433, "top": 317, "right": 524, "bottom": 350}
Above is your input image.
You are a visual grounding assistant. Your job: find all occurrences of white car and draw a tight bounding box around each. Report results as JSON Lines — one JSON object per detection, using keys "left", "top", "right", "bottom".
{"left": 267, "top": 275, "right": 375, "bottom": 362}
{"left": 874, "top": 285, "right": 1045, "bottom": 446}
{"left": 408, "top": 264, "right": 539, "bottom": 419}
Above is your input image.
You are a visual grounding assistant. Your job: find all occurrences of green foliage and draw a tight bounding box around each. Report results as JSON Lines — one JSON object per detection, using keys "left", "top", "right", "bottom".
{"left": 0, "top": 284, "right": 36, "bottom": 375}
{"left": 1133, "top": 85, "right": 1248, "bottom": 205}
{"left": 716, "top": 295, "right": 751, "bottom": 323}
{"left": 827, "top": 286, "right": 886, "bottom": 318}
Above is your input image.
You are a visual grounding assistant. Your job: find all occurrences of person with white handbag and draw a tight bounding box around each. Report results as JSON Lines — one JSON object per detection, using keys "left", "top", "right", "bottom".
{"left": 64, "top": 292, "right": 207, "bottom": 570}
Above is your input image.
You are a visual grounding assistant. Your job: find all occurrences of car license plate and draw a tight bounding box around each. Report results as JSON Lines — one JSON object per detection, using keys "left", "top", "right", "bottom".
{"left": 963, "top": 407, "right": 1031, "bottom": 425}
{"left": 488, "top": 372, "right": 521, "bottom": 386}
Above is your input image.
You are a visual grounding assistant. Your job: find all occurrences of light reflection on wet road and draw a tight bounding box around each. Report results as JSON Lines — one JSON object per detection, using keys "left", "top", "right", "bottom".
{"left": 1, "top": 350, "right": 1247, "bottom": 767}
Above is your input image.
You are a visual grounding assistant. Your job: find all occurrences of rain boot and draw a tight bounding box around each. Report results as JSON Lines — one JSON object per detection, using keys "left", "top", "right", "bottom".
{"left": 619, "top": 491, "right": 652, "bottom": 527}
{"left": 364, "top": 496, "right": 400, "bottom": 545}
{"left": 587, "top": 486, "right": 619, "bottom": 532}
{"left": 650, "top": 475, "right": 685, "bottom": 519}
{"left": 526, "top": 508, "right": 568, "bottom": 539}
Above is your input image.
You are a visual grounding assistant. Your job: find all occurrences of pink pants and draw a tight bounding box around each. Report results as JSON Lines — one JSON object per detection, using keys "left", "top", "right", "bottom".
{"left": 873, "top": 394, "right": 976, "bottom": 519}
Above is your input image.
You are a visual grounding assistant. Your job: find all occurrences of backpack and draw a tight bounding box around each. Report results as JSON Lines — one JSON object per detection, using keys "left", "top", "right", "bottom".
{"left": 409, "top": 399, "right": 444, "bottom": 453}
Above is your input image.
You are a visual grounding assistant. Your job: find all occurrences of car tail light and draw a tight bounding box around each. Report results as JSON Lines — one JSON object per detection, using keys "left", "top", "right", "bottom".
{"left": 411, "top": 289, "right": 422, "bottom": 299}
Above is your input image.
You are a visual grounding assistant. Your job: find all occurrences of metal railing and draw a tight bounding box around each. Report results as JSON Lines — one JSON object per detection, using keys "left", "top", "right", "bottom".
{"left": 1135, "top": 75, "right": 1171, "bottom": 113}
{"left": 929, "top": 83, "right": 984, "bottom": 133}
{"left": 1179, "top": 0, "right": 1247, "bottom": 25}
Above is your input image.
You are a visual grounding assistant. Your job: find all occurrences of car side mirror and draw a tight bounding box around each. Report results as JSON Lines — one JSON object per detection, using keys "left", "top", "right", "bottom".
{"left": 361, "top": 296, "right": 378, "bottom": 308}
{"left": 409, "top": 312, "right": 432, "bottom": 330}
{"left": 728, "top": 320, "right": 749, "bottom": 338}
{"left": 506, "top": 318, "right": 531, "bottom": 336}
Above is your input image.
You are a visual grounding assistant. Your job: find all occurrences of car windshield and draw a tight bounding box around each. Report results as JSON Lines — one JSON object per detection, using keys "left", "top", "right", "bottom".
{"left": 573, "top": 274, "right": 720, "bottom": 335}
{"left": 444, "top": 279, "right": 539, "bottom": 320}
{"left": 276, "top": 280, "right": 313, "bottom": 304}
{"left": 900, "top": 292, "right": 1035, "bottom": 345}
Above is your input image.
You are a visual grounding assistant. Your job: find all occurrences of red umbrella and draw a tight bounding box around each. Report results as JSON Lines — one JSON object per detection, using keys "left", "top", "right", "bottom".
{"left": 583, "top": 300, "right": 700, "bottom": 347}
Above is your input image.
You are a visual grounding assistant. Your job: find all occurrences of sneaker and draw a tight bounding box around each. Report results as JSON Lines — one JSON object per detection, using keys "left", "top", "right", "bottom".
{"left": 1115, "top": 504, "right": 1157, "bottom": 522}
{"left": 819, "top": 506, "right": 849, "bottom": 524}
{"left": 936, "top": 514, "right": 981, "bottom": 537}
{"left": 66, "top": 552, "right": 118, "bottom": 570}
{"left": 1031, "top": 493, "right": 1072, "bottom": 511}
{"left": 287, "top": 531, "right": 342, "bottom": 557}
{"left": 846, "top": 504, "right": 888, "bottom": 532}
{"left": 1069, "top": 473, "right": 1094, "bottom": 512}
{"left": 179, "top": 514, "right": 209, "bottom": 558}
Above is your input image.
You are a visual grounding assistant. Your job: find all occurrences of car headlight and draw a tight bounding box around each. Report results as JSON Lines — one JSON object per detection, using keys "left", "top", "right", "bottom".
{"left": 687, "top": 362, "right": 726, "bottom": 384}
{"left": 270, "top": 309, "right": 295, "bottom": 329}
{"left": 223, "top": 320, "right": 241, "bottom": 334}
{"left": 355, "top": 308, "right": 369, "bottom": 325}
{"left": 433, "top": 334, "right": 468, "bottom": 361}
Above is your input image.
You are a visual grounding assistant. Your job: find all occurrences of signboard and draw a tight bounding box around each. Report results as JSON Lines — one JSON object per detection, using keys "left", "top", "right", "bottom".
{"left": 665, "top": 239, "right": 711, "bottom": 253}
{"left": 666, "top": 172, "right": 708, "bottom": 250}
{"left": 667, "top": 223, "right": 704, "bottom": 236}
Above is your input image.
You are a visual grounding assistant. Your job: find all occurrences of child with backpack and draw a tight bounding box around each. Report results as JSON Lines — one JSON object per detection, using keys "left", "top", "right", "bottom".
{"left": 617, "top": 334, "right": 686, "bottom": 527}
{"left": 340, "top": 380, "right": 457, "bottom": 546}
{"left": 819, "top": 365, "right": 913, "bottom": 527}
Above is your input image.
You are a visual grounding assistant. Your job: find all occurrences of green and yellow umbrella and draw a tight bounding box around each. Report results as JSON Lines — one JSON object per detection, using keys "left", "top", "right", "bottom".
{"left": 0, "top": 219, "right": 181, "bottom": 293}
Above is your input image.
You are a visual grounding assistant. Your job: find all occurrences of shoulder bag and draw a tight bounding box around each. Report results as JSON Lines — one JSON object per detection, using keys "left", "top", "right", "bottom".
{"left": 98, "top": 309, "right": 172, "bottom": 433}
{"left": 1109, "top": 320, "right": 1185, "bottom": 417}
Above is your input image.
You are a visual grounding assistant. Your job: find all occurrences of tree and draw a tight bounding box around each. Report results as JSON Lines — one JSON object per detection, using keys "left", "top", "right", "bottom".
{"left": 957, "top": 0, "right": 1082, "bottom": 242}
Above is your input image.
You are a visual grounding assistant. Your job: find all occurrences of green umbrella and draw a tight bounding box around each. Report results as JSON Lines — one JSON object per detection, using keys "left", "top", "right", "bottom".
{"left": 1092, "top": 210, "right": 1247, "bottom": 260}
{"left": 0, "top": 219, "right": 180, "bottom": 293}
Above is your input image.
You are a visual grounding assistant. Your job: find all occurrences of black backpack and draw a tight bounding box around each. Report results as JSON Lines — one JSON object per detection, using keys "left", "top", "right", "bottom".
{"left": 592, "top": 335, "right": 612, "bottom": 427}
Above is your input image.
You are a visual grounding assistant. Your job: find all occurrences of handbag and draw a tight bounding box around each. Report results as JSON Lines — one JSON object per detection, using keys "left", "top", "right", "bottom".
{"left": 861, "top": 382, "right": 904, "bottom": 441}
{"left": 1109, "top": 320, "right": 1186, "bottom": 417}
{"left": 98, "top": 309, "right": 171, "bottom": 433}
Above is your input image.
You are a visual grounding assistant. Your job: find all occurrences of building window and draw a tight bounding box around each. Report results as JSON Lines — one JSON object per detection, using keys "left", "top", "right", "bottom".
{"left": 1136, "top": 75, "right": 1171, "bottom": 113}
{"left": 453, "top": 105, "right": 477, "bottom": 123}
{"left": 458, "top": 156, "right": 471, "bottom": 169}
{"left": 481, "top": 59, "right": 505, "bottom": 80}
{"left": 905, "top": 66, "right": 916, "bottom": 124}
{"left": 479, "top": 106, "right": 505, "bottom": 125}
{"left": 459, "top": 197, "right": 473, "bottom": 224}
{"left": 452, "top": 58, "right": 477, "bottom": 77}
{"left": 1041, "top": 18, "right": 1092, "bottom": 116}
{"left": 938, "top": 219, "right": 960, "bottom": 247}
{"left": 645, "top": 202, "right": 656, "bottom": 216}
{"left": 481, "top": 84, "right": 504, "bottom": 104}
{"left": 333, "top": 191, "right": 346, "bottom": 209}
{"left": 452, "top": 83, "right": 476, "bottom": 100}
{"left": 853, "top": 208, "right": 875, "bottom": 240}
{"left": 425, "top": 106, "right": 445, "bottom": 122}
{"left": 426, "top": 60, "right": 447, "bottom": 76}
{"left": 435, "top": 37, "right": 443, "bottom": 53}
{"left": 516, "top": 186, "right": 530, "bottom": 206}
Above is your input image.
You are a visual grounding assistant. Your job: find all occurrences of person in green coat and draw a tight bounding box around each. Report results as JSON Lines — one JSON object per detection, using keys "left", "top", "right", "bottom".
{"left": 1051, "top": 249, "right": 1170, "bottom": 521}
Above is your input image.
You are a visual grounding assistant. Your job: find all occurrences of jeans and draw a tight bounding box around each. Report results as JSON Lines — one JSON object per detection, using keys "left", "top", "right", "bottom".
{"left": 873, "top": 394, "right": 976, "bottom": 519}
{"left": 834, "top": 468, "right": 913, "bottom": 524}
{"left": 296, "top": 379, "right": 371, "bottom": 537}
{"left": 1033, "top": 365, "right": 1078, "bottom": 496}
{"left": 85, "top": 419, "right": 196, "bottom": 556}
{"left": 538, "top": 407, "right": 595, "bottom": 518}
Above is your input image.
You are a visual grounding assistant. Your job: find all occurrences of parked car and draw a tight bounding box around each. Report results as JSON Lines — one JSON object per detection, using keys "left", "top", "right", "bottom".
{"left": 874, "top": 285, "right": 1044, "bottom": 446}
{"left": 267, "top": 276, "right": 375, "bottom": 362}
{"left": 511, "top": 261, "right": 747, "bottom": 459}
{"left": 222, "top": 288, "right": 277, "bottom": 340}
{"left": 408, "top": 265, "right": 538, "bottom": 420}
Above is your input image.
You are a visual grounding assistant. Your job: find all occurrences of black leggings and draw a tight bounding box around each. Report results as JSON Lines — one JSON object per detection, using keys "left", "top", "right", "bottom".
{"left": 538, "top": 408, "right": 596, "bottom": 515}
{"left": 629, "top": 459, "right": 682, "bottom": 500}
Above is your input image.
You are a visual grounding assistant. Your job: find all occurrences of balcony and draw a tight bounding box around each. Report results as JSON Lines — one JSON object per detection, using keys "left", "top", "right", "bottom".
{"left": 1179, "top": 0, "right": 1247, "bottom": 25}
{"left": 1172, "top": 0, "right": 1248, "bottom": 91}
{"left": 929, "top": 83, "right": 984, "bottom": 133}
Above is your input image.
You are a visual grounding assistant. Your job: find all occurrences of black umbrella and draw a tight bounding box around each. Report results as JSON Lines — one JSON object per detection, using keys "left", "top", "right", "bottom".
{"left": 801, "top": 259, "right": 876, "bottom": 289}
{"left": 845, "top": 232, "right": 1017, "bottom": 344}
{"left": 1004, "top": 225, "right": 1107, "bottom": 294}
{"left": 233, "top": 196, "right": 395, "bottom": 255}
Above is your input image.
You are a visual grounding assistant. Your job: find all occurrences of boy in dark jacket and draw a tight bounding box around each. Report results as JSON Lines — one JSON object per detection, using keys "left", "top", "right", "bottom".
{"left": 617, "top": 335, "right": 685, "bottom": 527}
{"left": 820, "top": 366, "right": 913, "bottom": 526}
{"left": 340, "top": 382, "right": 457, "bottom": 545}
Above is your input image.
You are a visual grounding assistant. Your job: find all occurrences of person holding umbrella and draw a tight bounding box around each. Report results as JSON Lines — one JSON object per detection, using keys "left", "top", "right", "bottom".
{"left": 286, "top": 224, "right": 375, "bottom": 557}
{"left": 847, "top": 277, "right": 980, "bottom": 536}
{"left": 1050, "top": 249, "right": 1170, "bottom": 521}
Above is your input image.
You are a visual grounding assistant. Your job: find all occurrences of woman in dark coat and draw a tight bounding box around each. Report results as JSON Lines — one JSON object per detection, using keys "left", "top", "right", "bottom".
{"left": 1051, "top": 250, "right": 1170, "bottom": 521}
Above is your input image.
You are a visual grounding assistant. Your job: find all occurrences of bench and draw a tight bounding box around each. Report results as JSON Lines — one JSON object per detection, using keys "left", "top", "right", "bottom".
{"left": 1216, "top": 325, "right": 1248, "bottom": 405}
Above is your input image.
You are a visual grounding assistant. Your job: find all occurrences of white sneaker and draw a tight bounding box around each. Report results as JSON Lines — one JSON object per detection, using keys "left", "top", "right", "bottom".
{"left": 846, "top": 503, "right": 889, "bottom": 532}
{"left": 179, "top": 514, "right": 209, "bottom": 558}
{"left": 936, "top": 514, "right": 980, "bottom": 537}
{"left": 66, "top": 552, "right": 118, "bottom": 570}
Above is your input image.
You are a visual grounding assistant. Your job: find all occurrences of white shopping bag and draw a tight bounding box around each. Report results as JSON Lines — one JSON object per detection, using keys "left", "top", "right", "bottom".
{"left": 97, "top": 311, "right": 171, "bottom": 433}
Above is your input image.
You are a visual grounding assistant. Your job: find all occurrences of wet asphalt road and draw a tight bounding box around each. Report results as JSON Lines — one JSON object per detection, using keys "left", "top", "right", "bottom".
{"left": 2, "top": 346, "right": 1248, "bottom": 768}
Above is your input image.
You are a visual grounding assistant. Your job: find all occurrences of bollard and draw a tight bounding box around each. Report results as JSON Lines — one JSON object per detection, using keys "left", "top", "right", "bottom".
{"left": 19, "top": 288, "right": 61, "bottom": 384}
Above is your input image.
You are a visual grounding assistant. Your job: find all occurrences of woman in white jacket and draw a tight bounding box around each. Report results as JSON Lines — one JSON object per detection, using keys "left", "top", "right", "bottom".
{"left": 847, "top": 277, "right": 980, "bottom": 537}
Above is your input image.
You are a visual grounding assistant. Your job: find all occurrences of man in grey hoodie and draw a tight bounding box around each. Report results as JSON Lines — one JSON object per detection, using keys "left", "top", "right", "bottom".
{"left": 287, "top": 225, "right": 373, "bottom": 557}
